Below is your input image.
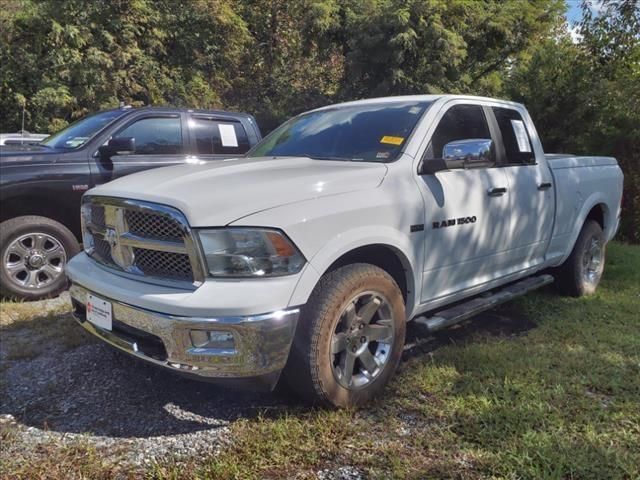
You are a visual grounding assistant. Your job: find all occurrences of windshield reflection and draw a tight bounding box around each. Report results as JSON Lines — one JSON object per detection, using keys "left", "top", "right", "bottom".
{"left": 41, "top": 109, "right": 126, "bottom": 150}
{"left": 249, "top": 101, "right": 431, "bottom": 162}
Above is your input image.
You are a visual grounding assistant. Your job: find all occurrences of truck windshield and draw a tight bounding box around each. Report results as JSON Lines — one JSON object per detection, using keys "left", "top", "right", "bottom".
{"left": 41, "top": 110, "right": 127, "bottom": 150}
{"left": 248, "top": 101, "right": 432, "bottom": 162}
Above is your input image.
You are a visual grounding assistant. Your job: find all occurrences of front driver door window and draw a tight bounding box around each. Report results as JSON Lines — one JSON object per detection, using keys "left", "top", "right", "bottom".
{"left": 93, "top": 115, "right": 186, "bottom": 184}
{"left": 114, "top": 116, "right": 183, "bottom": 155}
{"left": 416, "top": 103, "right": 513, "bottom": 304}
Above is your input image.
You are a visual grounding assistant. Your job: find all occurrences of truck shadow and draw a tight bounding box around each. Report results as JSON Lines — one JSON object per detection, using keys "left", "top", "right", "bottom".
{"left": 0, "top": 306, "right": 537, "bottom": 439}
{"left": 403, "top": 304, "right": 538, "bottom": 361}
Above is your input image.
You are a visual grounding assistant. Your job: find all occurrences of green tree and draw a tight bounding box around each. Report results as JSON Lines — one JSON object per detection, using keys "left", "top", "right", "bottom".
{"left": 335, "top": 0, "right": 564, "bottom": 98}
{"left": 505, "top": 0, "right": 639, "bottom": 242}
{"left": 0, "top": 0, "right": 250, "bottom": 132}
{"left": 227, "top": 0, "right": 344, "bottom": 132}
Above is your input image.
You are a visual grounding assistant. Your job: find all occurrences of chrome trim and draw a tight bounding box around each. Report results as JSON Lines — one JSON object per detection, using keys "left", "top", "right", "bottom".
{"left": 88, "top": 261, "right": 202, "bottom": 291}
{"left": 118, "top": 233, "right": 188, "bottom": 254}
{"left": 86, "top": 223, "right": 107, "bottom": 236}
{"left": 82, "top": 195, "right": 207, "bottom": 288}
{"left": 69, "top": 283, "right": 300, "bottom": 381}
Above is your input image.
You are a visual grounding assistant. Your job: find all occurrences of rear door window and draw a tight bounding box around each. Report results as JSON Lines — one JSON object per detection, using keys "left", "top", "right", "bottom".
{"left": 190, "top": 117, "right": 250, "bottom": 155}
{"left": 491, "top": 107, "right": 535, "bottom": 165}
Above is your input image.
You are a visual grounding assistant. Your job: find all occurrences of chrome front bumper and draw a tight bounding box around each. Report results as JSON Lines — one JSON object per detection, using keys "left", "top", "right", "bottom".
{"left": 69, "top": 284, "right": 299, "bottom": 390}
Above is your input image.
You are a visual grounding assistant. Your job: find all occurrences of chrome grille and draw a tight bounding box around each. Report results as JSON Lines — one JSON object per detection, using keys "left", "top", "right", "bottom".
{"left": 125, "top": 210, "right": 185, "bottom": 242}
{"left": 91, "top": 205, "right": 105, "bottom": 227}
{"left": 81, "top": 196, "right": 205, "bottom": 287}
{"left": 133, "top": 248, "right": 193, "bottom": 280}
{"left": 93, "top": 236, "right": 112, "bottom": 263}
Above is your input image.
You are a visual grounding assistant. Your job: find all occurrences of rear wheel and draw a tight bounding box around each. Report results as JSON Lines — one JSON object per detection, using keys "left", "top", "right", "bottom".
{"left": 0, "top": 216, "right": 80, "bottom": 300}
{"left": 283, "top": 263, "right": 405, "bottom": 407}
{"left": 555, "top": 220, "right": 606, "bottom": 297}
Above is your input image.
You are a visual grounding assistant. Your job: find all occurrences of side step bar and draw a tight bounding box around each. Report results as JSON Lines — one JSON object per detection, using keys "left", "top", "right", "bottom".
{"left": 413, "top": 274, "right": 554, "bottom": 333}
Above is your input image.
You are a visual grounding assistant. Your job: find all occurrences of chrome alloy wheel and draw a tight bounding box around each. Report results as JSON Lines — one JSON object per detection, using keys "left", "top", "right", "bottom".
{"left": 3, "top": 233, "right": 67, "bottom": 289}
{"left": 583, "top": 237, "right": 603, "bottom": 284}
{"left": 331, "top": 291, "right": 395, "bottom": 390}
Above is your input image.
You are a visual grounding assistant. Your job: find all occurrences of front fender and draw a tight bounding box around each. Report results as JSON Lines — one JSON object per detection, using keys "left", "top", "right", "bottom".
{"left": 231, "top": 187, "right": 425, "bottom": 316}
{"left": 289, "top": 226, "right": 419, "bottom": 313}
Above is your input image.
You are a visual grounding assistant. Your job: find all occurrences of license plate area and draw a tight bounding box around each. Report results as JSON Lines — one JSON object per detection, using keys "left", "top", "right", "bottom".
{"left": 86, "top": 294, "right": 112, "bottom": 331}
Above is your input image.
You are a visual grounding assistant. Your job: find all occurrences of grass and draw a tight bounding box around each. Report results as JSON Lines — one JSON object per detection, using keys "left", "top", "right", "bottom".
{"left": 0, "top": 294, "right": 91, "bottom": 361}
{"left": 1, "top": 242, "right": 639, "bottom": 479}
{"left": 0, "top": 422, "right": 130, "bottom": 480}
{"left": 154, "top": 242, "right": 640, "bottom": 479}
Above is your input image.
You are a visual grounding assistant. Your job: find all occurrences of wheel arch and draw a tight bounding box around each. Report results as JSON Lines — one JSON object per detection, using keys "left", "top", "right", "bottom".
{"left": 0, "top": 194, "right": 81, "bottom": 241}
{"left": 291, "top": 240, "right": 418, "bottom": 319}
{"left": 558, "top": 197, "right": 612, "bottom": 267}
{"left": 574, "top": 199, "right": 612, "bottom": 244}
{"left": 585, "top": 203, "right": 607, "bottom": 231}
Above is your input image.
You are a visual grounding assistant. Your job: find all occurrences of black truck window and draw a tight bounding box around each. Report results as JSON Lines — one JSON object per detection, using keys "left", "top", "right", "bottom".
{"left": 114, "top": 117, "right": 183, "bottom": 155}
{"left": 491, "top": 107, "right": 535, "bottom": 165}
{"left": 190, "top": 117, "right": 250, "bottom": 155}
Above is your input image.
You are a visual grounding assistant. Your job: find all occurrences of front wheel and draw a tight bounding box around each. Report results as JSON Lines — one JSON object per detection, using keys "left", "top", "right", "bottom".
{"left": 0, "top": 216, "right": 80, "bottom": 300}
{"left": 555, "top": 220, "right": 606, "bottom": 297}
{"left": 283, "top": 263, "right": 406, "bottom": 407}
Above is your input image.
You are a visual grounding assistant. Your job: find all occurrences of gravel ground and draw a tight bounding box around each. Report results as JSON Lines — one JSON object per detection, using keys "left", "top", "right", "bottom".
{"left": 0, "top": 295, "right": 294, "bottom": 469}
{"left": 0, "top": 294, "right": 536, "bottom": 473}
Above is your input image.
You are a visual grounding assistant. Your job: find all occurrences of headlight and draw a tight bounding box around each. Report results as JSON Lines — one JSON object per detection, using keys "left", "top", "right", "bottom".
{"left": 80, "top": 200, "right": 94, "bottom": 254}
{"left": 197, "top": 228, "right": 305, "bottom": 277}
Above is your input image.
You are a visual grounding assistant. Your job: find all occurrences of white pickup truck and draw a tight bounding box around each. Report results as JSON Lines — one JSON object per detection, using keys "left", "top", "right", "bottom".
{"left": 67, "top": 95, "right": 623, "bottom": 407}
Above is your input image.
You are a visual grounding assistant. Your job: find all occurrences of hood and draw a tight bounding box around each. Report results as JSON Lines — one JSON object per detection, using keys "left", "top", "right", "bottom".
{"left": 0, "top": 145, "right": 66, "bottom": 163}
{"left": 88, "top": 156, "right": 388, "bottom": 226}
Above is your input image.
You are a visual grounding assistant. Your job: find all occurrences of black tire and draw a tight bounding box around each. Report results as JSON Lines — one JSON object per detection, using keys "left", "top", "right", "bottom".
{"left": 0, "top": 216, "right": 80, "bottom": 300}
{"left": 283, "top": 263, "right": 406, "bottom": 408}
{"left": 555, "top": 220, "right": 606, "bottom": 297}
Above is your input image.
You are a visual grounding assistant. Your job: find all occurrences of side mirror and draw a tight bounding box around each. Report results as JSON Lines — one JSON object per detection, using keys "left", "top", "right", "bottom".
{"left": 98, "top": 137, "right": 135, "bottom": 159}
{"left": 443, "top": 138, "right": 492, "bottom": 162}
{"left": 418, "top": 138, "right": 492, "bottom": 175}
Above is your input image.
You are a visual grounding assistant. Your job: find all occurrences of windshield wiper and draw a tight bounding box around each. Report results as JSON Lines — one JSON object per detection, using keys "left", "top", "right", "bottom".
{"left": 298, "top": 153, "right": 354, "bottom": 162}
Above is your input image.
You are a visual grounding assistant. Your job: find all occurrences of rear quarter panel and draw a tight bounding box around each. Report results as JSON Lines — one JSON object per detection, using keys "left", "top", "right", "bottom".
{"left": 546, "top": 158, "right": 623, "bottom": 265}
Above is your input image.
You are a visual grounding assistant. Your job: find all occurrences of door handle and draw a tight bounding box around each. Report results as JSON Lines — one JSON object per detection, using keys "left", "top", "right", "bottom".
{"left": 487, "top": 187, "right": 508, "bottom": 197}
{"left": 538, "top": 182, "right": 553, "bottom": 191}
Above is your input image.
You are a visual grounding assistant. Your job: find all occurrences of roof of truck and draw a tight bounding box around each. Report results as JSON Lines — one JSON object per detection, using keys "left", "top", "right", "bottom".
{"left": 101, "top": 105, "right": 255, "bottom": 119}
{"left": 310, "top": 94, "right": 524, "bottom": 112}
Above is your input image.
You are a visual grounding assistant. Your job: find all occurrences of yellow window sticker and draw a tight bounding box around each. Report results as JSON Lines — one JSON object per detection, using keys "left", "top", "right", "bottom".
{"left": 380, "top": 135, "right": 404, "bottom": 145}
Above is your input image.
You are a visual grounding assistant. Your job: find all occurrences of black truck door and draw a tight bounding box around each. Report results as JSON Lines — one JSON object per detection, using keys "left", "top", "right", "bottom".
{"left": 90, "top": 113, "right": 188, "bottom": 185}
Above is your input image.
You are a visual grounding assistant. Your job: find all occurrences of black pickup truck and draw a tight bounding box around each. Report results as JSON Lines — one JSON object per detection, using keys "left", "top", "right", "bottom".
{"left": 0, "top": 106, "right": 261, "bottom": 300}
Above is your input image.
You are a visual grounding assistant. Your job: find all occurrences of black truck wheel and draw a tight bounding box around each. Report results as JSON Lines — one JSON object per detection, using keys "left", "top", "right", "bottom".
{"left": 555, "top": 220, "right": 606, "bottom": 297}
{"left": 0, "top": 216, "right": 80, "bottom": 300}
{"left": 283, "top": 263, "right": 406, "bottom": 407}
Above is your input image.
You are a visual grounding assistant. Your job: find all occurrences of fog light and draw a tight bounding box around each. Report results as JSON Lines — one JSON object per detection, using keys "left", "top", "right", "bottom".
{"left": 189, "top": 330, "right": 235, "bottom": 350}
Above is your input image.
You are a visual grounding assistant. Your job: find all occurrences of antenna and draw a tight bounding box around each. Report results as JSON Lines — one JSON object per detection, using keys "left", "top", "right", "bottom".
{"left": 21, "top": 98, "right": 26, "bottom": 144}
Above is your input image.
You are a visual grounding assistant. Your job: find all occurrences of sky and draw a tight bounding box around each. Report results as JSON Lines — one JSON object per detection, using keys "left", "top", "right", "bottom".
{"left": 566, "top": 1, "right": 584, "bottom": 24}
{"left": 565, "top": 0, "right": 608, "bottom": 24}
{"left": 565, "top": 1, "right": 608, "bottom": 42}
{"left": 566, "top": 1, "right": 584, "bottom": 42}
